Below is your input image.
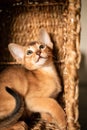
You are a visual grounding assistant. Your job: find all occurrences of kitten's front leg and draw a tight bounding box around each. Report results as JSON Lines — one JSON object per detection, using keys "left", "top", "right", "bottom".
{"left": 25, "top": 97, "right": 66, "bottom": 130}
{"left": 6, "top": 121, "right": 28, "bottom": 130}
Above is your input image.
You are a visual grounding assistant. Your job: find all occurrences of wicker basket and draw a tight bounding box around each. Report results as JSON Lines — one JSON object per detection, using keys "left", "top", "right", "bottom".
{"left": 0, "top": 0, "right": 81, "bottom": 129}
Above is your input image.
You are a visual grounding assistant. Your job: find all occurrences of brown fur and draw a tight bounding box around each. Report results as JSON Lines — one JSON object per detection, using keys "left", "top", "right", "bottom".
{"left": 0, "top": 29, "right": 66, "bottom": 130}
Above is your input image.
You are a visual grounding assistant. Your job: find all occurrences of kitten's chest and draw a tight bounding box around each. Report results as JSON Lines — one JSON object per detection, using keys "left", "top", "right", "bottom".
{"left": 40, "top": 76, "right": 61, "bottom": 97}
{"left": 28, "top": 71, "right": 61, "bottom": 98}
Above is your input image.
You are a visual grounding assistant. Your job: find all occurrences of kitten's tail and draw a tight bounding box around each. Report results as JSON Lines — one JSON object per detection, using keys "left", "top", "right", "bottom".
{"left": 0, "top": 87, "right": 24, "bottom": 129}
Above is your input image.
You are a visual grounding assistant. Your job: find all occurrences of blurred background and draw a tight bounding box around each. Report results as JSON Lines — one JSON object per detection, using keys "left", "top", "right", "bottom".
{"left": 79, "top": 0, "right": 87, "bottom": 129}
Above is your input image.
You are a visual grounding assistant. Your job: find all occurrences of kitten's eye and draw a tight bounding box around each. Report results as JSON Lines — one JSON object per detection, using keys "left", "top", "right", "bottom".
{"left": 27, "top": 50, "right": 33, "bottom": 55}
{"left": 39, "top": 44, "right": 45, "bottom": 49}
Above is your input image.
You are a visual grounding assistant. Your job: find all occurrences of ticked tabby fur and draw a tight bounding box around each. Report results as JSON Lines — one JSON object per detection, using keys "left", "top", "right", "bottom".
{"left": 0, "top": 29, "right": 66, "bottom": 130}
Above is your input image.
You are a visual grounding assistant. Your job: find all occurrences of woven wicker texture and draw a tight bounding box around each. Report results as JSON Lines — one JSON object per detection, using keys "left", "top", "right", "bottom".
{"left": 0, "top": 0, "right": 81, "bottom": 130}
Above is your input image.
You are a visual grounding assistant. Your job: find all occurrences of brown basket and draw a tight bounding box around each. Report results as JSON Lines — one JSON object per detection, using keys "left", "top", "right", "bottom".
{"left": 0, "top": 0, "right": 81, "bottom": 129}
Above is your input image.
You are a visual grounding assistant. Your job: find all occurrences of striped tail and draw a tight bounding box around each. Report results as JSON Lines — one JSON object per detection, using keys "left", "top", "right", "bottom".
{"left": 0, "top": 87, "right": 24, "bottom": 129}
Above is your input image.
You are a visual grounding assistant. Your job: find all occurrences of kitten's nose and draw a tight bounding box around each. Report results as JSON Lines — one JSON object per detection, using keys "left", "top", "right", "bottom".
{"left": 36, "top": 51, "right": 41, "bottom": 55}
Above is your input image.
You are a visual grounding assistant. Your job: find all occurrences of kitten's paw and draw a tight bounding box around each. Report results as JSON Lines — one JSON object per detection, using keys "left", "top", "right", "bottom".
{"left": 41, "top": 113, "right": 54, "bottom": 123}
{"left": 41, "top": 113, "right": 67, "bottom": 130}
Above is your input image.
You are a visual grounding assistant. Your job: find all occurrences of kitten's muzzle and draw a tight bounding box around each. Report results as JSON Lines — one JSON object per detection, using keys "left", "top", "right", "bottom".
{"left": 36, "top": 55, "right": 47, "bottom": 63}
{"left": 36, "top": 50, "right": 47, "bottom": 63}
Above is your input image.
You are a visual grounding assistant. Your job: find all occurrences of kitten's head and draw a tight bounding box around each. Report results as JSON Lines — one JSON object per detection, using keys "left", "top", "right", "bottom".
{"left": 8, "top": 28, "right": 53, "bottom": 70}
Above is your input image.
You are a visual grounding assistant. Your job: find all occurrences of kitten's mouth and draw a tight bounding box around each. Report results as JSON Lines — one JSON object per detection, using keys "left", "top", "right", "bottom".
{"left": 36, "top": 56, "right": 46, "bottom": 63}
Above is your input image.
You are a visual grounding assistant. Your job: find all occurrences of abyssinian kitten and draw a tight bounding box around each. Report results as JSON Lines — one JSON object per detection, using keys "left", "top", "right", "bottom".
{"left": 0, "top": 29, "right": 66, "bottom": 130}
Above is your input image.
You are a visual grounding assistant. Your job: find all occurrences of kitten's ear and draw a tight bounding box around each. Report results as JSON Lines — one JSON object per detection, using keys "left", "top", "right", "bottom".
{"left": 8, "top": 43, "right": 24, "bottom": 63}
{"left": 39, "top": 28, "right": 53, "bottom": 49}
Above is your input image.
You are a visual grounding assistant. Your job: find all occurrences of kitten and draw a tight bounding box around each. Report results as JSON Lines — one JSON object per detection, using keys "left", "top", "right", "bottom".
{"left": 0, "top": 29, "right": 66, "bottom": 130}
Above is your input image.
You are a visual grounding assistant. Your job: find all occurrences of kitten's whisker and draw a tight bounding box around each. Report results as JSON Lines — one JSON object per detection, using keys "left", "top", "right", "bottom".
{"left": 47, "top": 53, "right": 56, "bottom": 58}
{"left": 47, "top": 52, "right": 57, "bottom": 59}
